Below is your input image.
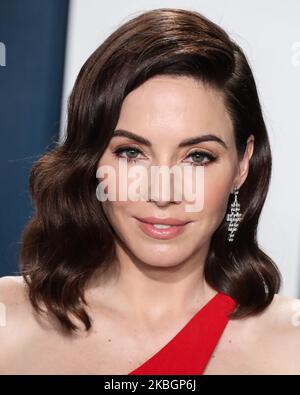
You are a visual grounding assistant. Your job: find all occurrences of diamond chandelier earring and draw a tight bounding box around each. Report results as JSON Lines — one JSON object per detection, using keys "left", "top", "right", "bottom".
{"left": 226, "top": 185, "right": 242, "bottom": 242}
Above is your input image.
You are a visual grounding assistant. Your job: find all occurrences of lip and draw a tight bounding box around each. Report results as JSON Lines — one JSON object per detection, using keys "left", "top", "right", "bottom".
{"left": 134, "top": 216, "right": 191, "bottom": 240}
{"left": 134, "top": 216, "right": 190, "bottom": 226}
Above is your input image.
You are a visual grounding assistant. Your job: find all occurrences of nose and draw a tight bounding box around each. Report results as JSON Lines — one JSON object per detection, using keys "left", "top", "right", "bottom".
{"left": 148, "top": 165, "right": 182, "bottom": 207}
{"left": 149, "top": 195, "right": 178, "bottom": 207}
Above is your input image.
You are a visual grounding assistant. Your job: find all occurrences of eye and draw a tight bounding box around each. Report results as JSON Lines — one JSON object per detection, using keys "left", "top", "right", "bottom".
{"left": 112, "top": 146, "right": 217, "bottom": 166}
{"left": 112, "top": 146, "right": 145, "bottom": 163}
{"left": 184, "top": 150, "right": 217, "bottom": 166}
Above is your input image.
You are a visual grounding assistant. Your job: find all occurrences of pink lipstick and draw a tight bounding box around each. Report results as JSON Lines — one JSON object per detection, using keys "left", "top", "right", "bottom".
{"left": 134, "top": 216, "right": 191, "bottom": 240}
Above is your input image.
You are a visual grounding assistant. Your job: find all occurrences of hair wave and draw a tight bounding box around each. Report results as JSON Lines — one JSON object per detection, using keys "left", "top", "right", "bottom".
{"left": 19, "top": 8, "right": 281, "bottom": 334}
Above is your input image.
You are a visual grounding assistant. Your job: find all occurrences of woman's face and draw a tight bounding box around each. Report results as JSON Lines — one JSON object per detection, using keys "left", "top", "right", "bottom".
{"left": 97, "top": 75, "right": 254, "bottom": 267}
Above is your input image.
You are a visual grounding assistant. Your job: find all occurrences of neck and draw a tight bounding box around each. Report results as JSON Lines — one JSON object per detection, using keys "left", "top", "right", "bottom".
{"left": 86, "top": 239, "right": 217, "bottom": 323}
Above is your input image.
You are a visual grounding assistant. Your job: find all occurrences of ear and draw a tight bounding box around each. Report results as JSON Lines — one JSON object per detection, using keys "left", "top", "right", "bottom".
{"left": 232, "top": 134, "right": 255, "bottom": 192}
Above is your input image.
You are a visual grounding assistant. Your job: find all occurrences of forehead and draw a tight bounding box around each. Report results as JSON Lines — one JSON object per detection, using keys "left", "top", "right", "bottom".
{"left": 115, "top": 75, "right": 233, "bottom": 143}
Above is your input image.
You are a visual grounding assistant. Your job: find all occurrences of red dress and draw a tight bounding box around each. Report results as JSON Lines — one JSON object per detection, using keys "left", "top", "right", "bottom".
{"left": 128, "top": 291, "right": 237, "bottom": 375}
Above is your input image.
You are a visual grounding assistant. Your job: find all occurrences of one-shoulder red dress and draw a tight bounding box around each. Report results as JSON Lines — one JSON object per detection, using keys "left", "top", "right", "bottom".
{"left": 128, "top": 291, "right": 237, "bottom": 375}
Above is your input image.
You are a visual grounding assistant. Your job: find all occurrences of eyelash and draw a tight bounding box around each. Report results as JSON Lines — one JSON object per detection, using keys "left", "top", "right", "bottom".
{"left": 112, "top": 146, "right": 217, "bottom": 166}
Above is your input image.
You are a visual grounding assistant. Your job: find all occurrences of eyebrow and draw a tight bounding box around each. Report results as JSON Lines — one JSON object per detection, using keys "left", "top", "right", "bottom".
{"left": 112, "top": 129, "right": 228, "bottom": 149}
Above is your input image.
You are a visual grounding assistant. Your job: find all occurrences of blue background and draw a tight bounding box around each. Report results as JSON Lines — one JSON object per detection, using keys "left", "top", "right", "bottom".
{"left": 0, "top": 0, "right": 69, "bottom": 275}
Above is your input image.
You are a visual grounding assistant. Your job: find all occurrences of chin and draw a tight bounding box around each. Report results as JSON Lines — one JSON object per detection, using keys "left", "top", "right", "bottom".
{"left": 132, "top": 247, "right": 191, "bottom": 268}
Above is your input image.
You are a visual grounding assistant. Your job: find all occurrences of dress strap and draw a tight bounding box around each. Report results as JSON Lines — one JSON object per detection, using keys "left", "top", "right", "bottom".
{"left": 128, "top": 292, "right": 237, "bottom": 375}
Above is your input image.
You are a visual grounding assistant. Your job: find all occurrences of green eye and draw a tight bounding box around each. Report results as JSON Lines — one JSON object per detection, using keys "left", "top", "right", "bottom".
{"left": 113, "top": 147, "right": 144, "bottom": 162}
{"left": 186, "top": 151, "right": 217, "bottom": 166}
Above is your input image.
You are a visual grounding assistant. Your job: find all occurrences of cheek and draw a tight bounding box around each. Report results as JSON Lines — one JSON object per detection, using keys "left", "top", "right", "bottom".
{"left": 203, "top": 164, "right": 234, "bottom": 214}
{"left": 98, "top": 156, "right": 148, "bottom": 200}
{"left": 102, "top": 199, "right": 135, "bottom": 230}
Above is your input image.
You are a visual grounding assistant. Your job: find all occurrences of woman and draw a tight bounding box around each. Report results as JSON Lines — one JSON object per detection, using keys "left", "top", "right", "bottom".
{"left": 0, "top": 8, "right": 300, "bottom": 375}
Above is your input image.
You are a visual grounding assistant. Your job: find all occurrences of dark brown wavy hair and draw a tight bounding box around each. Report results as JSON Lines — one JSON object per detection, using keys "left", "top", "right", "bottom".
{"left": 19, "top": 8, "right": 282, "bottom": 334}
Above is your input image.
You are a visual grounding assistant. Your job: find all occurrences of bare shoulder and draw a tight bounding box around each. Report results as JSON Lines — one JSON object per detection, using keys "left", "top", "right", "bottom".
{"left": 0, "top": 275, "right": 29, "bottom": 309}
{"left": 263, "top": 293, "right": 300, "bottom": 331}
{"left": 0, "top": 275, "right": 29, "bottom": 315}
{"left": 206, "top": 292, "right": 300, "bottom": 375}
{"left": 0, "top": 275, "right": 31, "bottom": 331}
{"left": 0, "top": 276, "right": 35, "bottom": 363}
{"left": 251, "top": 292, "right": 300, "bottom": 374}
{"left": 0, "top": 274, "right": 27, "bottom": 296}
